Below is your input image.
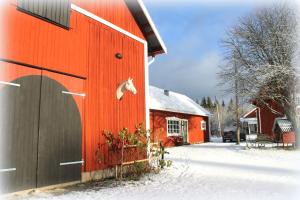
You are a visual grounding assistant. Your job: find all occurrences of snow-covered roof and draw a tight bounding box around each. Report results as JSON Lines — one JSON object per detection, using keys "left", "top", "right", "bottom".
{"left": 149, "top": 86, "right": 211, "bottom": 117}
{"left": 272, "top": 118, "right": 293, "bottom": 133}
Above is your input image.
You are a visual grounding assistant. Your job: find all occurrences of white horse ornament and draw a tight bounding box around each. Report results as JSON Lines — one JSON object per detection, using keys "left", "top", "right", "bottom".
{"left": 116, "top": 78, "right": 137, "bottom": 100}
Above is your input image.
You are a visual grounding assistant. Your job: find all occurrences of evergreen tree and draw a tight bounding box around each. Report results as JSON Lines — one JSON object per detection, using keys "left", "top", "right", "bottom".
{"left": 222, "top": 100, "right": 225, "bottom": 108}
{"left": 200, "top": 97, "right": 207, "bottom": 108}
{"left": 207, "top": 97, "right": 213, "bottom": 109}
{"left": 214, "top": 99, "right": 219, "bottom": 108}
{"left": 227, "top": 98, "right": 234, "bottom": 112}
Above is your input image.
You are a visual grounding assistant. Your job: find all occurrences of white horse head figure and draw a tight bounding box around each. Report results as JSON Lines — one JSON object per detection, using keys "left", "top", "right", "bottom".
{"left": 116, "top": 77, "right": 137, "bottom": 100}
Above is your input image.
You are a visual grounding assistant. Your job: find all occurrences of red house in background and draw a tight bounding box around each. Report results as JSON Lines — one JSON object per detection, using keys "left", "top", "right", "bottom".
{"left": 0, "top": 0, "right": 166, "bottom": 193}
{"left": 149, "top": 86, "right": 211, "bottom": 147}
{"left": 253, "top": 101, "right": 284, "bottom": 138}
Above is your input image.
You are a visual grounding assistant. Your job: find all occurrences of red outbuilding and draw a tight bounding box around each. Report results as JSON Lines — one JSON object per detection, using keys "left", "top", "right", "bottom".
{"left": 0, "top": 0, "right": 166, "bottom": 193}
{"left": 253, "top": 101, "right": 284, "bottom": 138}
{"left": 149, "top": 86, "right": 211, "bottom": 147}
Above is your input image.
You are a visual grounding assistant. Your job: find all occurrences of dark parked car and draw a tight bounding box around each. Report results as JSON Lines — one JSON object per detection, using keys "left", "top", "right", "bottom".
{"left": 223, "top": 130, "right": 246, "bottom": 142}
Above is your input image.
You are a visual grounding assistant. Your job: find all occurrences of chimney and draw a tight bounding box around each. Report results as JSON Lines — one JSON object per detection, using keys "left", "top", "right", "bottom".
{"left": 164, "top": 89, "right": 169, "bottom": 96}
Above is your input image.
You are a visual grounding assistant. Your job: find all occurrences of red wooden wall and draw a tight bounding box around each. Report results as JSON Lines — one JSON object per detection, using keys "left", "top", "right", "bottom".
{"left": 71, "top": 0, "right": 145, "bottom": 39}
{"left": 256, "top": 103, "right": 284, "bottom": 138}
{"left": 150, "top": 110, "right": 209, "bottom": 147}
{"left": 85, "top": 22, "right": 145, "bottom": 172}
{"left": 0, "top": 0, "right": 146, "bottom": 172}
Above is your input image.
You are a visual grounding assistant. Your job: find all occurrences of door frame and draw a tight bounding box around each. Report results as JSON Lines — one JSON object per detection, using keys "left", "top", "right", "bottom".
{"left": 181, "top": 119, "right": 189, "bottom": 144}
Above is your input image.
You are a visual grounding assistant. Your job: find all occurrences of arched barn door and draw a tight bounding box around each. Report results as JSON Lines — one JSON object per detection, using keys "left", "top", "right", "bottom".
{"left": 0, "top": 64, "right": 84, "bottom": 193}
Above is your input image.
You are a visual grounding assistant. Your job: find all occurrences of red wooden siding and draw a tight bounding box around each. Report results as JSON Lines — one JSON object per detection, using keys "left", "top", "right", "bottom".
{"left": 0, "top": 61, "right": 41, "bottom": 85}
{"left": 0, "top": 0, "right": 145, "bottom": 78}
{"left": 1, "top": 1, "right": 146, "bottom": 173}
{"left": 256, "top": 102, "right": 284, "bottom": 138}
{"left": 71, "top": 0, "right": 145, "bottom": 39}
{"left": 85, "top": 22, "right": 145, "bottom": 172}
{"left": 150, "top": 110, "right": 208, "bottom": 147}
{"left": 1, "top": 1, "right": 89, "bottom": 77}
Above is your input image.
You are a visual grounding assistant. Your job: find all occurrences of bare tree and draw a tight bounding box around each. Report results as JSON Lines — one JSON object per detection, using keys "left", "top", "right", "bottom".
{"left": 219, "top": 3, "right": 299, "bottom": 141}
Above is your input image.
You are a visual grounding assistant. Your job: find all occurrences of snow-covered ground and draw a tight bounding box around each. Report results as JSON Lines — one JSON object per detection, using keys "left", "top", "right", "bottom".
{"left": 6, "top": 143, "right": 300, "bottom": 200}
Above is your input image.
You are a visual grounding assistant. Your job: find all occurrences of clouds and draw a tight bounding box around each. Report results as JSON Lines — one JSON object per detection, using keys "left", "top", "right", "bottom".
{"left": 147, "top": 0, "right": 299, "bottom": 101}
{"left": 147, "top": 3, "right": 251, "bottom": 100}
{"left": 150, "top": 51, "right": 222, "bottom": 100}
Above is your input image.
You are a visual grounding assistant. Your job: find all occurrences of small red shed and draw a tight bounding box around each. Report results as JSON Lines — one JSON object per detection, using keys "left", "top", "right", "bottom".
{"left": 0, "top": 0, "right": 166, "bottom": 193}
{"left": 149, "top": 86, "right": 211, "bottom": 147}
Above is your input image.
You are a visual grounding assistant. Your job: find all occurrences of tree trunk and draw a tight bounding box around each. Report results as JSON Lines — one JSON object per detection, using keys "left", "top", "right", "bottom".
{"left": 235, "top": 61, "right": 240, "bottom": 145}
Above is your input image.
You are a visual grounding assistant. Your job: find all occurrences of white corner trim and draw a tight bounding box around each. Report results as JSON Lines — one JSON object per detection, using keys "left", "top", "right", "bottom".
{"left": 145, "top": 43, "right": 151, "bottom": 159}
{"left": 136, "top": 0, "right": 167, "bottom": 54}
{"left": 71, "top": 4, "right": 146, "bottom": 45}
{"left": 62, "top": 91, "right": 86, "bottom": 97}
{"left": 258, "top": 107, "right": 262, "bottom": 134}
{"left": 0, "top": 81, "right": 20, "bottom": 87}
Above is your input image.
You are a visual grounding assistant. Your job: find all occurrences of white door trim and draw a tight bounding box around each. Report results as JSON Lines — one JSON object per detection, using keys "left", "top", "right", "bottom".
{"left": 181, "top": 119, "right": 189, "bottom": 143}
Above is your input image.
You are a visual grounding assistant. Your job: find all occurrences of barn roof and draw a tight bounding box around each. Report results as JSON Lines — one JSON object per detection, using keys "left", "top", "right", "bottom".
{"left": 125, "top": 0, "right": 167, "bottom": 56}
{"left": 149, "top": 86, "right": 211, "bottom": 117}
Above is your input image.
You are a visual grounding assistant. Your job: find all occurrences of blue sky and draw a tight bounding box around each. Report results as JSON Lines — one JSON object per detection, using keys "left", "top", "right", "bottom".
{"left": 143, "top": 1, "right": 269, "bottom": 102}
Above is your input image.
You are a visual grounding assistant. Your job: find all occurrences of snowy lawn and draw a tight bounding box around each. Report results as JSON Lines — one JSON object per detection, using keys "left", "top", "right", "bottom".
{"left": 7, "top": 143, "right": 300, "bottom": 200}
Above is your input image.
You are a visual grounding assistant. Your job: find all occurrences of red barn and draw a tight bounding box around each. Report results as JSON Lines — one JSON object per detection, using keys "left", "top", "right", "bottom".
{"left": 0, "top": 0, "right": 166, "bottom": 193}
{"left": 253, "top": 101, "right": 284, "bottom": 138}
{"left": 149, "top": 86, "right": 211, "bottom": 147}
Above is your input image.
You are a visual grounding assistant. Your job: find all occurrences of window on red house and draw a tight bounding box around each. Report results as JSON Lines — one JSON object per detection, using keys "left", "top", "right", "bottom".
{"left": 167, "top": 119, "right": 180, "bottom": 136}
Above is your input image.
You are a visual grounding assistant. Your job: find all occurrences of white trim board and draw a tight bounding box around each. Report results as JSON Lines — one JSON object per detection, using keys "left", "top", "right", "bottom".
{"left": 242, "top": 107, "right": 257, "bottom": 118}
{"left": 71, "top": 4, "right": 146, "bottom": 45}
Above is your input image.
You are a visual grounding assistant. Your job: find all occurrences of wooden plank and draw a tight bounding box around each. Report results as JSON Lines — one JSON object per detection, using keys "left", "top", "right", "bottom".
{"left": 0, "top": 64, "right": 41, "bottom": 193}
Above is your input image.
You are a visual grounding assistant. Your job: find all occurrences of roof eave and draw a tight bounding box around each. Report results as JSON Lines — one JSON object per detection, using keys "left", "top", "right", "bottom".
{"left": 125, "top": 0, "right": 167, "bottom": 56}
{"left": 136, "top": 0, "right": 167, "bottom": 55}
{"left": 150, "top": 108, "right": 209, "bottom": 117}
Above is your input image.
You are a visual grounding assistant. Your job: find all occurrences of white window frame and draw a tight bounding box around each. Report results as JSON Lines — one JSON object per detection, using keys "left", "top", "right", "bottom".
{"left": 201, "top": 120, "right": 206, "bottom": 130}
{"left": 166, "top": 117, "right": 181, "bottom": 137}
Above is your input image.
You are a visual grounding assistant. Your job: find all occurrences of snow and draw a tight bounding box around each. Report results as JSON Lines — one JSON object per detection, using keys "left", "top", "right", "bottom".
{"left": 209, "top": 136, "right": 223, "bottom": 143}
{"left": 5, "top": 143, "right": 300, "bottom": 200}
{"left": 149, "top": 86, "right": 211, "bottom": 116}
